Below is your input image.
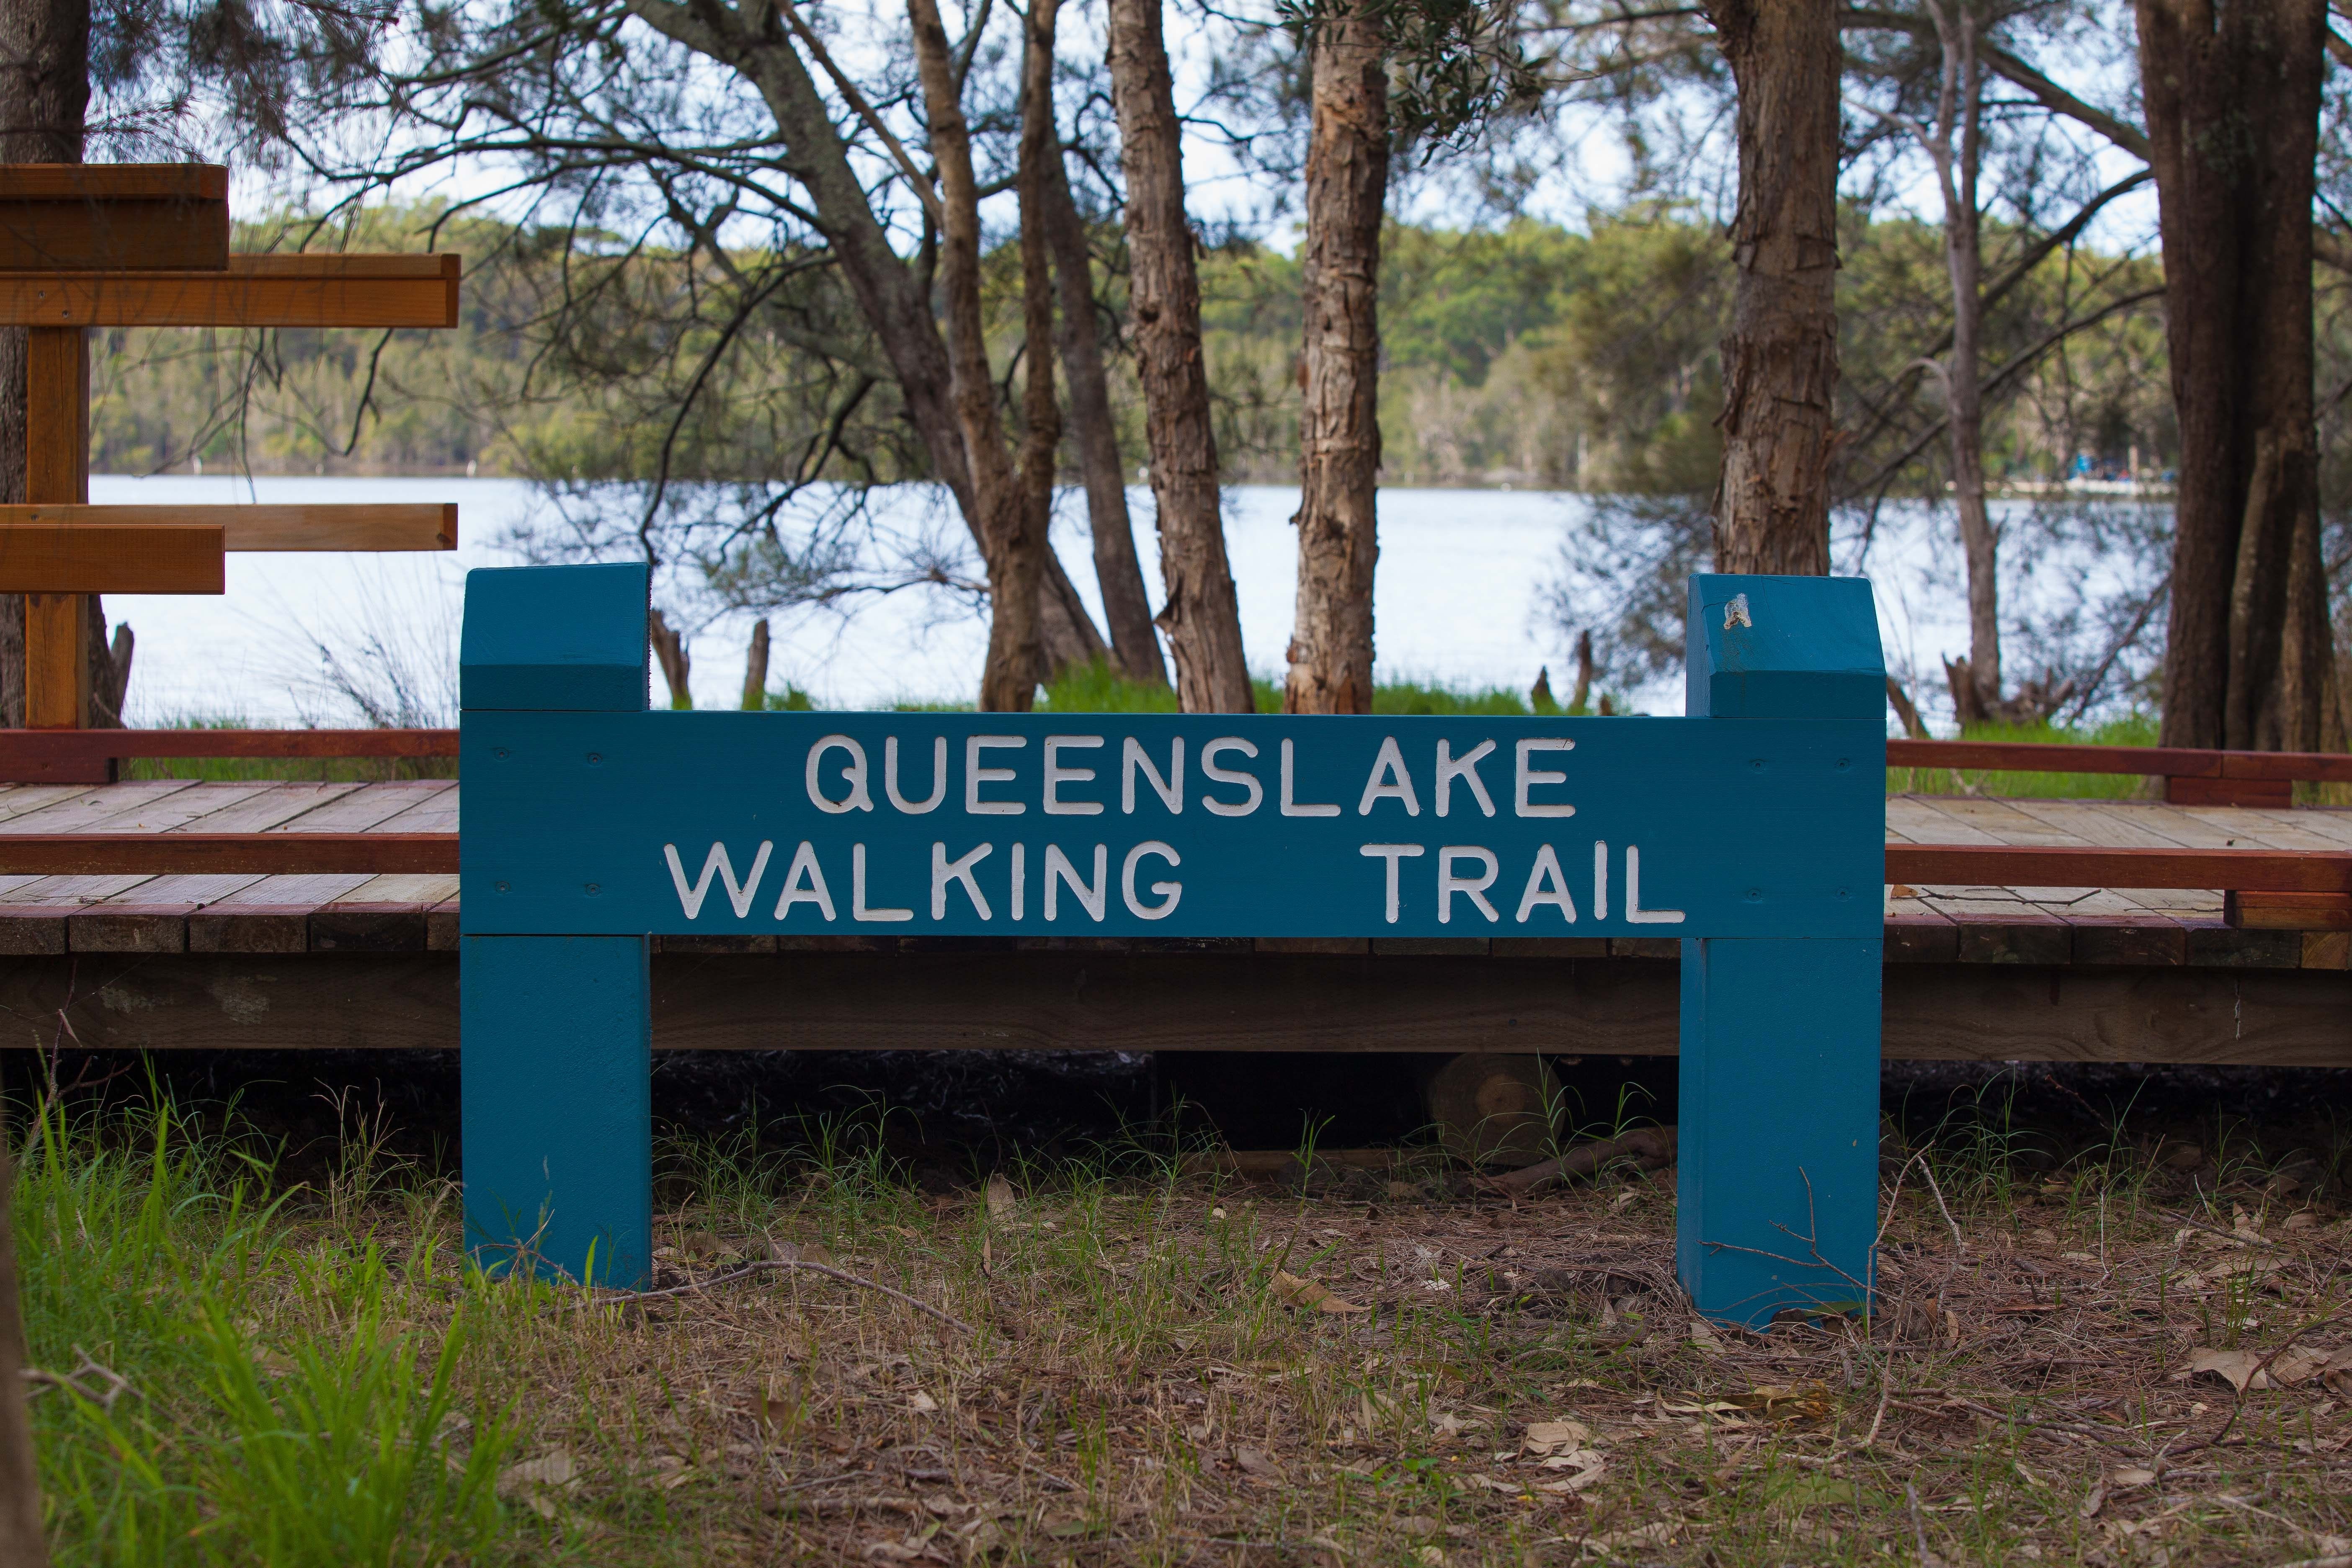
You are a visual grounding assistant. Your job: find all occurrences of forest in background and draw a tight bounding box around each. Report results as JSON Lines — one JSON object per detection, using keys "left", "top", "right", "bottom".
{"left": 90, "top": 202, "right": 2176, "bottom": 499}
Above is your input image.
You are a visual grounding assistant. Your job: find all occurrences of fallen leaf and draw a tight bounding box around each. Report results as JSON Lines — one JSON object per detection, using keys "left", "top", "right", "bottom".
{"left": 1272, "top": 1270, "right": 1368, "bottom": 1314}
{"left": 2079, "top": 1481, "right": 2108, "bottom": 1521}
{"left": 908, "top": 1390, "right": 940, "bottom": 1414}
{"left": 2108, "top": 1467, "right": 2156, "bottom": 1488}
{"left": 984, "top": 1173, "right": 1016, "bottom": 1220}
{"left": 1773, "top": 1474, "right": 1863, "bottom": 1508}
{"left": 1393, "top": 1516, "right": 1440, "bottom": 1539}
{"left": 2189, "top": 1347, "right": 2272, "bottom": 1394}
{"left": 2273, "top": 1346, "right": 2352, "bottom": 1387}
{"left": 499, "top": 1448, "right": 578, "bottom": 1494}
{"left": 1520, "top": 1419, "right": 1591, "bottom": 1455}
{"left": 1231, "top": 1445, "right": 1283, "bottom": 1483}
{"left": 1994, "top": 1301, "right": 2057, "bottom": 1316}
{"left": 1729, "top": 1382, "right": 1834, "bottom": 1421}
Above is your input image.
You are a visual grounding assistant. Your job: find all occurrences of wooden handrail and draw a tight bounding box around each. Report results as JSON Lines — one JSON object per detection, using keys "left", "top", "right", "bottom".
{"left": 0, "top": 831, "right": 2330, "bottom": 890}
{"left": 0, "top": 832, "right": 456, "bottom": 874}
{"left": 1887, "top": 737, "right": 2352, "bottom": 785}
{"left": 1885, "top": 843, "right": 2352, "bottom": 893}
{"left": 0, "top": 728, "right": 456, "bottom": 764}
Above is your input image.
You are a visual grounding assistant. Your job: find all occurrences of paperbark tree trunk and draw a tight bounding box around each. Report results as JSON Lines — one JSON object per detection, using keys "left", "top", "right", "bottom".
{"left": 1924, "top": 0, "right": 2000, "bottom": 722}
{"left": 1041, "top": 149, "right": 1166, "bottom": 686}
{"left": 1706, "top": 0, "right": 1840, "bottom": 577}
{"left": 0, "top": 0, "right": 119, "bottom": 733}
{"left": 628, "top": 0, "right": 1109, "bottom": 678}
{"left": 2137, "top": 0, "right": 2328, "bottom": 751}
{"left": 1284, "top": 4, "right": 1387, "bottom": 716}
{"left": 1105, "top": 0, "right": 1255, "bottom": 713}
{"left": 1006, "top": 0, "right": 1063, "bottom": 708}
{"left": 909, "top": 0, "right": 1042, "bottom": 710}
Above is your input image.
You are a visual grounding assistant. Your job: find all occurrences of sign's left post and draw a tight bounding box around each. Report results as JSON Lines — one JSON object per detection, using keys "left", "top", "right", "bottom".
{"left": 459, "top": 562, "right": 653, "bottom": 1287}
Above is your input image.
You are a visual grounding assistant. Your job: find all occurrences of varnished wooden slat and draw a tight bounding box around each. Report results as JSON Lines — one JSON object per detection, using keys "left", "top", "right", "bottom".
{"left": 0, "top": 253, "right": 461, "bottom": 328}
{"left": 1888, "top": 737, "right": 2352, "bottom": 785}
{"left": 0, "top": 503, "right": 456, "bottom": 552}
{"left": 1887, "top": 843, "right": 2352, "bottom": 892}
{"left": 0, "top": 524, "right": 223, "bottom": 592}
{"left": 23, "top": 323, "right": 89, "bottom": 730}
{"left": 0, "top": 731, "right": 456, "bottom": 778}
{"left": 0, "top": 165, "right": 227, "bottom": 201}
{"left": 0, "top": 832, "right": 455, "bottom": 874}
{"left": 2226, "top": 890, "right": 2352, "bottom": 930}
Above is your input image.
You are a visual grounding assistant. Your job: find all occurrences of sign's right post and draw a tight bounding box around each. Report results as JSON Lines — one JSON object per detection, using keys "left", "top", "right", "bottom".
{"left": 1678, "top": 573, "right": 1886, "bottom": 1328}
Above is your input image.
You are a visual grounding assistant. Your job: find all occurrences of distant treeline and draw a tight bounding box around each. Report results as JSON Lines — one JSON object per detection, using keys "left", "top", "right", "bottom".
{"left": 90, "top": 203, "right": 2172, "bottom": 498}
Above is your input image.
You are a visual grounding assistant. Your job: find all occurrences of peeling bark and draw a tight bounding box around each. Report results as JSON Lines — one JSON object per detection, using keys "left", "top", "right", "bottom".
{"left": 1041, "top": 149, "right": 1165, "bottom": 685}
{"left": 1285, "top": 4, "right": 1387, "bottom": 716}
{"left": 2138, "top": 0, "right": 2328, "bottom": 750}
{"left": 1707, "top": 0, "right": 1840, "bottom": 577}
{"left": 1105, "top": 0, "right": 1254, "bottom": 712}
{"left": 910, "top": 0, "right": 1042, "bottom": 710}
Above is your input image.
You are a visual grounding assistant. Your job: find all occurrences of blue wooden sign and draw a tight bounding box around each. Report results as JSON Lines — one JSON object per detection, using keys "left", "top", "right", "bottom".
{"left": 459, "top": 566, "right": 1887, "bottom": 1328}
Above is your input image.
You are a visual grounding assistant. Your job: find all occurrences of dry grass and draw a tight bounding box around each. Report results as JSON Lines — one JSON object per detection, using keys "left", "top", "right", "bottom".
{"left": 23, "top": 1102, "right": 2352, "bottom": 1566}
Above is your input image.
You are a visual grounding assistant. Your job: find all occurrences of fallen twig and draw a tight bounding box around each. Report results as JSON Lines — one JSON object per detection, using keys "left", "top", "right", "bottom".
{"left": 573, "top": 1259, "right": 975, "bottom": 1334}
{"left": 1476, "top": 1126, "right": 1678, "bottom": 1198}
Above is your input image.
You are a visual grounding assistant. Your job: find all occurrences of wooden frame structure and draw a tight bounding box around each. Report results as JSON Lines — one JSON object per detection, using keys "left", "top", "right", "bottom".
{"left": 0, "top": 163, "right": 460, "bottom": 758}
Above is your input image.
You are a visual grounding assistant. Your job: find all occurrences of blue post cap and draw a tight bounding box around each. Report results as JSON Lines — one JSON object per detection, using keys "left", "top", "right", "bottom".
{"left": 1685, "top": 574, "right": 1885, "bottom": 720}
{"left": 462, "top": 563, "right": 650, "bottom": 712}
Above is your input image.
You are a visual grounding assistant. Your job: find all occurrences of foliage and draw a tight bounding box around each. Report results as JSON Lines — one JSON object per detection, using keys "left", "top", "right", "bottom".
{"left": 15, "top": 1100, "right": 515, "bottom": 1565}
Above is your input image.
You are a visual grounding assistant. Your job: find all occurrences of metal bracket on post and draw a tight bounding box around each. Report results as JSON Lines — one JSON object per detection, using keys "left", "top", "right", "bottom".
{"left": 1679, "top": 573, "right": 1887, "bottom": 1328}
{"left": 459, "top": 561, "right": 652, "bottom": 1286}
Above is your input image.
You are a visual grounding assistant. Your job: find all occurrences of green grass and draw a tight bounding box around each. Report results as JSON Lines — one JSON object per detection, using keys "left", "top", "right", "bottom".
{"left": 14, "top": 1100, "right": 514, "bottom": 1565}
{"left": 1033, "top": 660, "right": 1604, "bottom": 717}
{"left": 10, "top": 1089, "right": 2349, "bottom": 1564}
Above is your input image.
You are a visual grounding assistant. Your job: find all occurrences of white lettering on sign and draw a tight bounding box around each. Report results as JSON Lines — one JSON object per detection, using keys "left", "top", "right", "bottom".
{"left": 1281, "top": 739, "right": 1341, "bottom": 817}
{"left": 966, "top": 736, "right": 1026, "bottom": 815}
{"left": 1515, "top": 843, "right": 1578, "bottom": 923}
{"left": 1359, "top": 843, "right": 1427, "bottom": 923}
{"left": 807, "top": 737, "right": 872, "bottom": 814}
{"left": 664, "top": 840, "right": 773, "bottom": 919}
{"left": 1357, "top": 737, "right": 1421, "bottom": 817}
{"left": 1625, "top": 844, "right": 1686, "bottom": 924}
{"left": 933, "top": 841, "right": 994, "bottom": 919}
{"left": 1435, "top": 740, "right": 1497, "bottom": 818}
{"left": 1044, "top": 736, "right": 1106, "bottom": 815}
{"left": 852, "top": 843, "right": 913, "bottom": 921}
{"left": 885, "top": 736, "right": 946, "bottom": 814}
{"left": 1044, "top": 843, "right": 1109, "bottom": 921}
{"left": 1122, "top": 841, "right": 1181, "bottom": 918}
{"left": 1438, "top": 846, "right": 1501, "bottom": 923}
{"left": 1592, "top": 839, "right": 1609, "bottom": 920}
{"left": 1515, "top": 738, "right": 1575, "bottom": 818}
{"left": 1010, "top": 842, "right": 1028, "bottom": 919}
{"left": 774, "top": 841, "right": 836, "bottom": 921}
{"left": 1123, "top": 737, "right": 1184, "bottom": 815}
{"left": 1200, "top": 738, "right": 1262, "bottom": 817}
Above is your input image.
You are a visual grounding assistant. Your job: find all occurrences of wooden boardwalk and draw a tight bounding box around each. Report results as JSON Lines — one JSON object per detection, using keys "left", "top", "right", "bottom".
{"left": 0, "top": 781, "right": 2344, "bottom": 1067}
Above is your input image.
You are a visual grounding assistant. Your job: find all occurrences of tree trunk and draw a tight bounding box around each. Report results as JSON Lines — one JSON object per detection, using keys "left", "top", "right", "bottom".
{"left": 1935, "top": 3, "right": 2001, "bottom": 717}
{"left": 1284, "top": 4, "right": 1387, "bottom": 716}
{"left": 1105, "top": 0, "right": 1255, "bottom": 713}
{"left": 0, "top": 0, "right": 117, "bottom": 733}
{"left": 1041, "top": 147, "right": 1166, "bottom": 686}
{"left": 627, "top": 0, "right": 1109, "bottom": 678}
{"left": 1706, "top": 0, "right": 1840, "bottom": 577}
{"left": 2138, "top": 0, "right": 2328, "bottom": 751}
{"left": 1006, "top": 0, "right": 1062, "bottom": 709}
{"left": 908, "top": 0, "right": 1042, "bottom": 711}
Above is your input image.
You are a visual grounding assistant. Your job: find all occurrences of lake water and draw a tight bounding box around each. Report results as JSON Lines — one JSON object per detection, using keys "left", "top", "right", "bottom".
{"left": 93, "top": 473, "right": 2124, "bottom": 732}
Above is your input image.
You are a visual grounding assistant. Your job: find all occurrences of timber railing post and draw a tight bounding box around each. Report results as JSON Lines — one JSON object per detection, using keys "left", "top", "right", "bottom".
{"left": 460, "top": 562, "right": 652, "bottom": 1286}
{"left": 1679, "top": 573, "right": 1886, "bottom": 1327}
